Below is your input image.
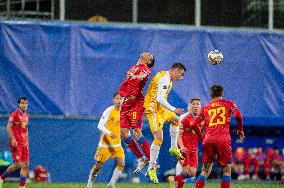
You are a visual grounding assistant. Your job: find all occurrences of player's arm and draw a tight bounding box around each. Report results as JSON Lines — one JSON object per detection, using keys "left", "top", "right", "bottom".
{"left": 7, "top": 114, "right": 17, "bottom": 148}
{"left": 231, "top": 103, "right": 244, "bottom": 141}
{"left": 188, "top": 110, "right": 205, "bottom": 141}
{"left": 178, "top": 120, "right": 187, "bottom": 154}
{"left": 156, "top": 77, "right": 183, "bottom": 114}
{"left": 133, "top": 70, "right": 148, "bottom": 81}
{"left": 97, "top": 107, "right": 116, "bottom": 139}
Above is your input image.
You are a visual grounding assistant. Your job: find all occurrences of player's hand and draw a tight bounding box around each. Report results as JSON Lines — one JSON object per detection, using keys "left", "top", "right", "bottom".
{"left": 237, "top": 130, "right": 245, "bottom": 141}
{"left": 11, "top": 139, "right": 17, "bottom": 148}
{"left": 180, "top": 147, "right": 188, "bottom": 154}
{"left": 174, "top": 108, "right": 184, "bottom": 114}
{"left": 110, "top": 133, "right": 117, "bottom": 139}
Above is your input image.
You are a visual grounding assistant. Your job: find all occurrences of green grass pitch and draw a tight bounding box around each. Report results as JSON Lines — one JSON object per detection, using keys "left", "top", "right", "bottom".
{"left": 2, "top": 182, "right": 283, "bottom": 188}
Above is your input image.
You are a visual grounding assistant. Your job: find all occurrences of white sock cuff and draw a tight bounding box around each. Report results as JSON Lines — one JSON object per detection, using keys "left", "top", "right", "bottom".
{"left": 151, "top": 143, "right": 161, "bottom": 151}
{"left": 170, "top": 125, "right": 179, "bottom": 133}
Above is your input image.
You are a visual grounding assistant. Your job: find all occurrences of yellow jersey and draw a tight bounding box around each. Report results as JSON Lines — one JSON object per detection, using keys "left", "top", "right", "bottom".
{"left": 144, "top": 71, "right": 175, "bottom": 112}
{"left": 98, "top": 105, "right": 121, "bottom": 148}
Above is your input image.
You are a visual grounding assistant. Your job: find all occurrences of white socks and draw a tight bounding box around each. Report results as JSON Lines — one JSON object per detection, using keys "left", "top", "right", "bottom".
{"left": 109, "top": 167, "right": 123, "bottom": 184}
{"left": 87, "top": 168, "right": 94, "bottom": 184}
{"left": 148, "top": 143, "right": 161, "bottom": 169}
{"left": 176, "top": 161, "right": 182, "bottom": 175}
{"left": 170, "top": 125, "right": 179, "bottom": 148}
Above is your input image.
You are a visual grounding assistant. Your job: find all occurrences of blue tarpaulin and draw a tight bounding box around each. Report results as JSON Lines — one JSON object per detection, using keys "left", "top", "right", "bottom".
{"left": 1, "top": 21, "right": 283, "bottom": 125}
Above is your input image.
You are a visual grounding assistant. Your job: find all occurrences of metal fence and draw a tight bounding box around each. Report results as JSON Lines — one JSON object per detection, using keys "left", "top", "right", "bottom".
{"left": 0, "top": 1, "right": 283, "bottom": 29}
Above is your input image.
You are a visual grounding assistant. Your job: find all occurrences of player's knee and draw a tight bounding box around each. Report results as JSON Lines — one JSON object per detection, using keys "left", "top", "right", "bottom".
{"left": 222, "top": 165, "right": 231, "bottom": 176}
{"left": 120, "top": 128, "right": 130, "bottom": 139}
{"left": 116, "top": 165, "right": 124, "bottom": 171}
{"left": 153, "top": 138, "right": 162, "bottom": 146}
{"left": 170, "top": 117, "right": 180, "bottom": 127}
{"left": 133, "top": 129, "right": 142, "bottom": 140}
{"left": 13, "top": 162, "right": 22, "bottom": 169}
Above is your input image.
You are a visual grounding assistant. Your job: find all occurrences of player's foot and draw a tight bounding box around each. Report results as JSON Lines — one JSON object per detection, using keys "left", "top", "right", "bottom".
{"left": 169, "top": 147, "right": 184, "bottom": 160}
{"left": 85, "top": 182, "right": 92, "bottom": 188}
{"left": 133, "top": 156, "right": 148, "bottom": 174}
{"left": 167, "top": 176, "right": 176, "bottom": 188}
{"left": 0, "top": 178, "right": 3, "bottom": 188}
{"left": 106, "top": 183, "right": 115, "bottom": 188}
{"left": 147, "top": 169, "right": 159, "bottom": 184}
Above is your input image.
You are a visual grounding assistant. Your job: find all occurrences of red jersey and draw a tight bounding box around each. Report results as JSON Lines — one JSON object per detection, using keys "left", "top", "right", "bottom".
{"left": 181, "top": 114, "right": 202, "bottom": 152}
{"left": 196, "top": 99, "right": 242, "bottom": 142}
{"left": 8, "top": 109, "right": 29, "bottom": 146}
{"left": 119, "top": 64, "right": 151, "bottom": 99}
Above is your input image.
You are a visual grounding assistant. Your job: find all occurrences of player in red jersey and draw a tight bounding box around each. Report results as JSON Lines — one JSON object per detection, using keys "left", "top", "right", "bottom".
{"left": 119, "top": 52, "right": 155, "bottom": 173}
{"left": 169, "top": 98, "right": 208, "bottom": 188}
{"left": 190, "top": 85, "right": 245, "bottom": 188}
{"left": 0, "top": 97, "right": 30, "bottom": 188}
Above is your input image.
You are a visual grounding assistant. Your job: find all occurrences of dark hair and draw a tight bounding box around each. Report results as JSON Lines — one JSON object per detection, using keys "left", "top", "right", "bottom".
{"left": 147, "top": 55, "right": 155, "bottom": 68}
{"left": 18, "top": 97, "right": 28, "bottom": 105}
{"left": 190, "top": 98, "right": 201, "bottom": 104}
{"left": 210, "top": 84, "right": 223, "bottom": 98}
{"left": 171, "top": 62, "right": 186, "bottom": 72}
{"left": 113, "top": 92, "right": 120, "bottom": 98}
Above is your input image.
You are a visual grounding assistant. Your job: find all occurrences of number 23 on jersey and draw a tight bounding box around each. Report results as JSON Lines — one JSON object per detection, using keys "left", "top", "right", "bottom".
{"left": 208, "top": 107, "right": 226, "bottom": 127}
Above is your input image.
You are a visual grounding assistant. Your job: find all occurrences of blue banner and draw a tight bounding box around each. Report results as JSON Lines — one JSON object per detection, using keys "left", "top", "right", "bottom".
{"left": 0, "top": 21, "right": 284, "bottom": 125}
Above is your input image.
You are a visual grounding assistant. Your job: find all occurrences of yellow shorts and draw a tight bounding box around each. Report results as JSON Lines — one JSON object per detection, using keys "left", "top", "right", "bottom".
{"left": 94, "top": 146, "right": 124, "bottom": 163}
{"left": 145, "top": 106, "right": 178, "bottom": 133}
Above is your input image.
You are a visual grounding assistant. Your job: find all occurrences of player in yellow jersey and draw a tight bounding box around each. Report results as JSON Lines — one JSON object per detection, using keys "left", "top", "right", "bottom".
{"left": 86, "top": 93, "right": 124, "bottom": 188}
{"left": 144, "top": 63, "right": 187, "bottom": 183}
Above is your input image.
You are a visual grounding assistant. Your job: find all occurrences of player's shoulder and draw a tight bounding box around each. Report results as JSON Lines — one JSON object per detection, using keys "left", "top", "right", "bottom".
{"left": 103, "top": 106, "right": 115, "bottom": 114}
{"left": 10, "top": 110, "right": 19, "bottom": 117}
{"left": 221, "top": 99, "right": 236, "bottom": 106}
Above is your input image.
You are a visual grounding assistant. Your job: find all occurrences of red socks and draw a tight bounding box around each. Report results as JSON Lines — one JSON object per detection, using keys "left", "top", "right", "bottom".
{"left": 124, "top": 137, "right": 143, "bottom": 159}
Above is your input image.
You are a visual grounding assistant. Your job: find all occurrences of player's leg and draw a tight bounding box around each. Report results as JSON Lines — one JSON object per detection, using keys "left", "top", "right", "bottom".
{"left": 0, "top": 145, "right": 23, "bottom": 186}
{"left": 18, "top": 145, "right": 29, "bottom": 188}
{"left": 19, "top": 162, "right": 28, "bottom": 188}
{"left": 167, "top": 111, "right": 184, "bottom": 160}
{"left": 131, "top": 104, "right": 150, "bottom": 173}
{"left": 174, "top": 152, "right": 198, "bottom": 188}
{"left": 132, "top": 128, "right": 149, "bottom": 174}
{"left": 195, "top": 142, "right": 215, "bottom": 188}
{"left": 120, "top": 109, "right": 144, "bottom": 160}
{"left": 221, "top": 165, "right": 231, "bottom": 188}
{"left": 107, "top": 147, "right": 125, "bottom": 187}
{"left": 217, "top": 141, "right": 233, "bottom": 188}
{"left": 86, "top": 147, "right": 109, "bottom": 188}
{"left": 0, "top": 162, "right": 21, "bottom": 187}
{"left": 195, "top": 162, "right": 212, "bottom": 188}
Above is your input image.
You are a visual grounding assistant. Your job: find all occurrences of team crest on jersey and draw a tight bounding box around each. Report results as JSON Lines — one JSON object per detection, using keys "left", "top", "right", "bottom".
{"left": 110, "top": 117, "right": 114, "bottom": 121}
{"left": 163, "top": 85, "right": 167, "bottom": 89}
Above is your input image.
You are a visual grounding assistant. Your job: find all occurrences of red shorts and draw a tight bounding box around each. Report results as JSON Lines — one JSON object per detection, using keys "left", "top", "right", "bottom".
{"left": 120, "top": 99, "right": 144, "bottom": 129}
{"left": 202, "top": 141, "right": 232, "bottom": 166}
{"left": 183, "top": 150, "right": 198, "bottom": 168}
{"left": 10, "top": 144, "right": 29, "bottom": 163}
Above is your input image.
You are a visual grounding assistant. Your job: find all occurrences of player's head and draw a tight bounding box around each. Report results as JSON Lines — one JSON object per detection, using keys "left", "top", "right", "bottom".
{"left": 210, "top": 84, "right": 224, "bottom": 98}
{"left": 18, "top": 97, "right": 28, "bottom": 112}
{"left": 138, "top": 52, "right": 155, "bottom": 68}
{"left": 113, "top": 92, "right": 122, "bottom": 108}
{"left": 170, "top": 62, "right": 186, "bottom": 81}
{"left": 189, "top": 98, "right": 201, "bottom": 115}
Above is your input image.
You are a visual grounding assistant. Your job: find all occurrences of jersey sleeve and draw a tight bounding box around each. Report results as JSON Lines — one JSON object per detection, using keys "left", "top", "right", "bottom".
{"left": 97, "top": 107, "right": 112, "bottom": 135}
{"left": 8, "top": 112, "right": 16, "bottom": 124}
{"left": 156, "top": 75, "right": 176, "bottom": 112}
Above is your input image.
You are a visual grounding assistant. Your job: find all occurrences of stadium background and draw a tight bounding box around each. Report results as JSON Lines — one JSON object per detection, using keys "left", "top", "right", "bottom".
{"left": 0, "top": 0, "right": 284, "bottom": 184}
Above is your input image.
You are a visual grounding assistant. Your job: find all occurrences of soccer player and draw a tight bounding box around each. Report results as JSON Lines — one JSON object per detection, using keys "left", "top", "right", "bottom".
{"left": 86, "top": 93, "right": 124, "bottom": 188}
{"left": 144, "top": 63, "right": 186, "bottom": 183}
{"left": 0, "top": 97, "right": 30, "bottom": 188}
{"left": 190, "top": 84, "right": 244, "bottom": 188}
{"left": 119, "top": 52, "right": 155, "bottom": 173}
{"left": 169, "top": 98, "right": 206, "bottom": 188}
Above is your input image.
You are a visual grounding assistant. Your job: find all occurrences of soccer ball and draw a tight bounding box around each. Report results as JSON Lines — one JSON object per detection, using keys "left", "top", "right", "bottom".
{"left": 208, "top": 50, "right": 223, "bottom": 65}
